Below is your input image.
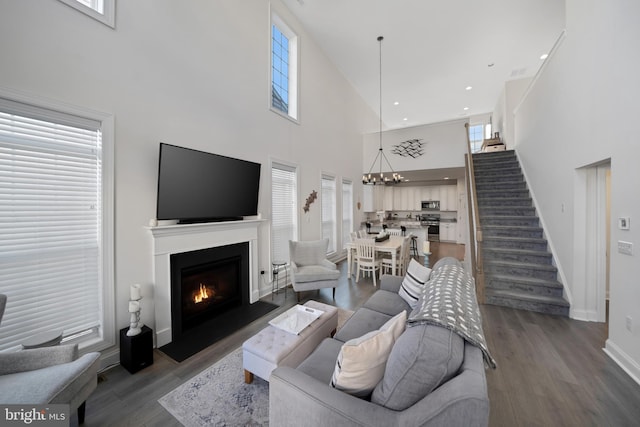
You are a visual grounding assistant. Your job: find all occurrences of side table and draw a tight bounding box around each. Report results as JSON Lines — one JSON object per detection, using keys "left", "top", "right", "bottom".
{"left": 272, "top": 260, "right": 288, "bottom": 299}
{"left": 120, "top": 325, "right": 153, "bottom": 374}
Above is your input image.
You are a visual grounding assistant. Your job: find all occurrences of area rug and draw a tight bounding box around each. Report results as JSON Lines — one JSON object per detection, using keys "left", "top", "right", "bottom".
{"left": 159, "top": 308, "right": 354, "bottom": 426}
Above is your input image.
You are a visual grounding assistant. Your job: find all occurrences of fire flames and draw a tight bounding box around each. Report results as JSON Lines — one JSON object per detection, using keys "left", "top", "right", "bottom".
{"left": 194, "top": 283, "right": 209, "bottom": 303}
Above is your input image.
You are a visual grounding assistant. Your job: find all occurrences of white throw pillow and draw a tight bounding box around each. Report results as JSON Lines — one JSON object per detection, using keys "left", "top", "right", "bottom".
{"left": 330, "top": 311, "right": 407, "bottom": 397}
{"left": 398, "top": 259, "right": 431, "bottom": 309}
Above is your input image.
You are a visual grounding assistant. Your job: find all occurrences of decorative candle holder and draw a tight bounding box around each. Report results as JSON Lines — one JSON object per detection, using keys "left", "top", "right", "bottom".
{"left": 127, "top": 284, "right": 144, "bottom": 337}
{"left": 422, "top": 240, "right": 432, "bottom": 268}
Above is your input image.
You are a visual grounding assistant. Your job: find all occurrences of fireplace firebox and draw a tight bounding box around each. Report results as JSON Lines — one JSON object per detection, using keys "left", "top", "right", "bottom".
{"left": 170, "top": 242, "right": 250, "bottom": 342}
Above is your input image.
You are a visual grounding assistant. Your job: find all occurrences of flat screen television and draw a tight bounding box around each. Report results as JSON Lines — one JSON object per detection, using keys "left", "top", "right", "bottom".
{"left": 156, "top": 143, "right": 261, "bottom": 223}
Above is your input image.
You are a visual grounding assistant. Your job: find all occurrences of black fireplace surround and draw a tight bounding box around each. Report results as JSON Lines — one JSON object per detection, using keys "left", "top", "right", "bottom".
{"left": 170, "top": 242, "right": 248, "bottom": 340}
{"left": 159, "top": 242, "right": 276, "bottom": 362}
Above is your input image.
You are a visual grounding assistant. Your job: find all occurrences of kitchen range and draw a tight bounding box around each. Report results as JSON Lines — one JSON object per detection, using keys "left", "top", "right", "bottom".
{"left": 420, "top": 213, "right": 440, "bottom": 241}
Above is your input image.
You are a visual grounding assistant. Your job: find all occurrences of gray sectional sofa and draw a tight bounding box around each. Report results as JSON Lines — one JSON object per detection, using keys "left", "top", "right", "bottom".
{"left": 269, "top": 258, "right": 490, "bottom": 427}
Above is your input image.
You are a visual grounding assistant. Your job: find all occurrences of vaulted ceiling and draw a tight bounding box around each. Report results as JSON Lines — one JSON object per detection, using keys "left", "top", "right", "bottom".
{"left": 281, "top": 0, "right": 565, "bottom": 131}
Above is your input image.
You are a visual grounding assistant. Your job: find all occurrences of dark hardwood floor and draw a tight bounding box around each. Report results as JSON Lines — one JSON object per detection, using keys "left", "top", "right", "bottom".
{"left": 80, "top": 243, "right": 640, "bottom": 426}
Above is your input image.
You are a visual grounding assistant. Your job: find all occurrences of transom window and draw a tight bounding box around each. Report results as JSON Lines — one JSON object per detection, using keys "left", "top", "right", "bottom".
{"left": 57, "top": 0, "right": 115, "bottom": 28}
{"left": 270, "top": 13, "right": 298, "bottom": 121}
{"left": 468, "top": 124, "right": 484, "bottom": 153}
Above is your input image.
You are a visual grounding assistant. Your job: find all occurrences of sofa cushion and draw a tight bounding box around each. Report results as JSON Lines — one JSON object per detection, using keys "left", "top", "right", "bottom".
{"left": 330, "top": 311, "right": 406, "bottom": 397}
{"left": 398, "top": 259, "right": 431, "bottom": 309}
{"left": 333, "top": 307, "right": 391, "bottom": 343}
{"left": 362, "top": 289, "right": 410, "bottom": 317}
{"left": 296, "top": 338, "right": 343, "bottom": 383}
{"left": 293, "top": 265, "right": 340, "bottom": 283}
{"left": 371, "top": 323, "right": 464, "bottom": 411}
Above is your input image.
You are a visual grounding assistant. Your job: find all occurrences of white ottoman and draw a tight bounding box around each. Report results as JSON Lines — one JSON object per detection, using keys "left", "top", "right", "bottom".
{"left": 243, "top": 300, "right": 338, "bottom": 383}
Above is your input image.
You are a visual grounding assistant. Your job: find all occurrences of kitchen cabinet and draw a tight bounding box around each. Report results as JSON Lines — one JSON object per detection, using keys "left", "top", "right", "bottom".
{"left": 440, "top": 222, "right": 457, "bottom": 242}
{"left": 363, "top": 185, "right": 374, "bottom": 212}
{"left": 421, "top": 186, "right": 442, "bottom": 202}
{"left": 440, "top": 185, "right": 457, "bottom": 211}
{"left": 366, "top": 184, "right": 458, "bottom": 213}
{"left": 383, "top": 186, "right": 394, "bottom": 211}
{"left": 393, "top": 187, "right": 403, "bottom": 211}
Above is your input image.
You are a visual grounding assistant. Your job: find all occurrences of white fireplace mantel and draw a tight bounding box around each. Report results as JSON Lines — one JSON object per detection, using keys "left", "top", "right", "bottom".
{"left": 148, "top": 219, "right": 266, "bottom": 347}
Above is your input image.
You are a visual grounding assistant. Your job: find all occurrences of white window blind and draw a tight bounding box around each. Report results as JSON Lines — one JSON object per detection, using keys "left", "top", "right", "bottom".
{"left": 271, "top": 163, "right": 297, "bottom": 263}
{"left": 321, "top": 175, "right": 337, "bottom": 254}
{"left": 342, "top": 180, "right": 353, "bottom": 249}
{"left": 0, "top": 99, "right": 103, "bottom": 351}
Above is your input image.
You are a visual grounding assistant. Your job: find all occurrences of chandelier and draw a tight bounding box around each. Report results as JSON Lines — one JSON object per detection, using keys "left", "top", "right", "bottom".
{"left": 362, "top": 36, "right": 403, "bottom": 185}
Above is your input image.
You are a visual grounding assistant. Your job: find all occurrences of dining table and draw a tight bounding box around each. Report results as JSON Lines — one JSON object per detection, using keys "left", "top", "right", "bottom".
{"left": 346, "top": 235, "right": 405, "bottom": 278}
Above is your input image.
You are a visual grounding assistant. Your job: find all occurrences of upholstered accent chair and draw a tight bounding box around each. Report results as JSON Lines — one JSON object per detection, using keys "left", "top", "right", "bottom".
{"left": 289, "top": 239, "right": 341, "bottom": 301}
{"left": 0, "top": 294, "right": 101, "bottom": 424}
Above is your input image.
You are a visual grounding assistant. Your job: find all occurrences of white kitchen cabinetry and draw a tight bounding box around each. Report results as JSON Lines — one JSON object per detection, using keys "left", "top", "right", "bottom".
{"left": 393, "top": 187, "right": 402, "bottom": 211}
{"left": 440, "top": 186, "right": 457, "bottom": 211}
{"left": 363, "top": 185, "right": 374, "bottom": 212}
{"left": 383, "top": 186, "right": 394, "bottom": 211}
{"left": 440, "top": 222, "right": 457, "bottom": 242}
{"left": 421, "top": 186, "right": 442, "bottom": 202}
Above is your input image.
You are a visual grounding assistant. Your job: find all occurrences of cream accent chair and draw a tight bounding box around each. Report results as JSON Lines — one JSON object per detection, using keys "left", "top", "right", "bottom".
{"left": 354, "top": 238, "right": 382, "bottom": 287}
{"left": 289, "top": 239, "right": 341, "bottom": 301}
{"left": 0, "top": 294, "right": 101, "bottom": 424}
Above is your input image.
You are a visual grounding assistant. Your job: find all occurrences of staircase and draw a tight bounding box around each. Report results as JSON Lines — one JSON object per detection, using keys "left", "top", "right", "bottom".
{"left": 473, "top": 150, "right": 569, "bottom": 316}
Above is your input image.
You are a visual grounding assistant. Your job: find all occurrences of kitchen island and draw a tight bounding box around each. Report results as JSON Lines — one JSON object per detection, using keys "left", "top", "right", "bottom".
{"left": 362, "top": 221, "right": 429, "bottom": 257}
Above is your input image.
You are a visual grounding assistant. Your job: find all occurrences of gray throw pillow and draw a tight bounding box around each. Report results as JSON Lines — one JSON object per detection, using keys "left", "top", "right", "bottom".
{"left": 371, "top": 324, "right": 464, "bottom": 411}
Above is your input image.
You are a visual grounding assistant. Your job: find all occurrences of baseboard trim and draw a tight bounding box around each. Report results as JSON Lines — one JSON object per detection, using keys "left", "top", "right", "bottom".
{"left": 570, "top": 308, "right": 599, "bottom": 322}
{"left": 604, "top": 339, "right": 640, "bottom": 386}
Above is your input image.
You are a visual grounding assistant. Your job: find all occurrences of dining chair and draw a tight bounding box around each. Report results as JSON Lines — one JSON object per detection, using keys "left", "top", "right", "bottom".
{"left": 354, "top": 238, "right": 381, "bottom": 287}
{"left": 381, "top": 236, "right": 410, "bottom": 276}
{"left": 349, "top": 231, "right": 359, "bottom": 273}
{"left": 357, "top": 229, "right": 368, "bottom": 238}
{"left": 387, "top": 228, "right": 402, "bottom": 236}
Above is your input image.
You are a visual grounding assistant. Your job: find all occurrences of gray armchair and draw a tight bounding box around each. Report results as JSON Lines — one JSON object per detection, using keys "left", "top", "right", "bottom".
{"left": 289, "top": 239, "right": 341, "bottom": 301}
{"left": 0, "top": 294, "right": 101, "bottom": 424}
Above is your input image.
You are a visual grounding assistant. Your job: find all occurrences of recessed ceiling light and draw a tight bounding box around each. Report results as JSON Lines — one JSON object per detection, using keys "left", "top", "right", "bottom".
{"left": 443, "top": 177, "right": 450, "bottom": 180}
{"left": 463, "top": 107, "right": 469, "bottom": 111}
{"left": 393, "top": 101, "right": 399, "bottom": 105}
{"left": 403, "top": 117, "right": 408, "bottom": 121}
{"left": 540, "top": 53, "right": 549, "bottom": 60}
{"left": 465, "top": 86, "right": 472, "bottom": 91}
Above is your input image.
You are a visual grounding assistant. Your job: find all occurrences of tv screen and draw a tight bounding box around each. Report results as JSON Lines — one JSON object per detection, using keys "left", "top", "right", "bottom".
{"left": 156, "top": 143, "right": 261, "bottom": 223}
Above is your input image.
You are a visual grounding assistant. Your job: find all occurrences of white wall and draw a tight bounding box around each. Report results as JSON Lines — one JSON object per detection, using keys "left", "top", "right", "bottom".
{"left": 363, "top": 119, "right": 469, "bottom": 174}
{"left": 493, "top": 77, "right": 532, "bottom": 149}
{"left": 0, "top": 0, "right": 376, "bottom": 354}
{"left": 514, "top": 0, "right": 640, "bottom": 382}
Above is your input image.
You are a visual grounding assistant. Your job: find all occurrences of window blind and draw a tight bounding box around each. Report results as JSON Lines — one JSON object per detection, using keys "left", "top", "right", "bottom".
{"left": 0, "top": 99, "right": 102, "bottom": 351}
{"left": 342, "top": 180, "right": 353, "bottom": 249}
{"left": 321, "top": 175, "right": 337, "bottom": 254}
{"left": 271, "top": 163, "right": 297, "bottom": 264}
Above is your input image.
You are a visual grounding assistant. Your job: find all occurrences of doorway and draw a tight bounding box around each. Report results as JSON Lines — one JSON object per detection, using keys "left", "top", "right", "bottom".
{"left": 575, "top": 160, "right": 611, "bottom": 324}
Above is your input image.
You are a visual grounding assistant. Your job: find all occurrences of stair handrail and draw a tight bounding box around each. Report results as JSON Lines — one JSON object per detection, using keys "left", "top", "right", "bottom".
{"left": 464, "top": 123, "right": 485, "bottom": 303}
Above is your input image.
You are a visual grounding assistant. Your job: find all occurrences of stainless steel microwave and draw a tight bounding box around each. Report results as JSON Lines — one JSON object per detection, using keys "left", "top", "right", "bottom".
{"left": 421, "top": 200, "right": 440, "bottom": 211}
